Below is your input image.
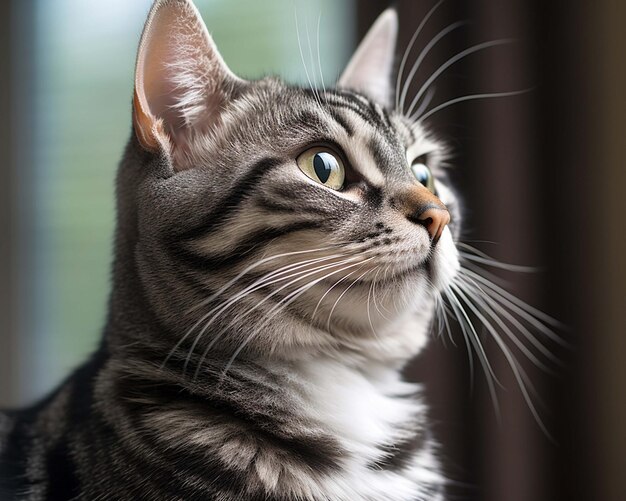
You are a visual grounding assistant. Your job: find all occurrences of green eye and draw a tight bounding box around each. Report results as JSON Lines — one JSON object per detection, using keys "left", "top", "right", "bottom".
{"left": 411, "top": 161, "right": 435, "bottom": 193}
{"left": 297, "top": 147, "right": 345, "bottom": 190}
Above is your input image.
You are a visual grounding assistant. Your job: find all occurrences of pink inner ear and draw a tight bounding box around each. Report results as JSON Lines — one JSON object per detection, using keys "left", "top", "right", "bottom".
{"left": 133, "top": 0, "right": 243, "bottom": 167}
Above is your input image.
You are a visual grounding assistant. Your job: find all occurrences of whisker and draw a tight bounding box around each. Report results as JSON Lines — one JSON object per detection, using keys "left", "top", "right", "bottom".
{"left": 370, "top": 266, "right": 391, "bottom": 321}
{"left": 182, "top": 256, "right": 350, "bottom": 369}
{"left": 193, "top": 257, "right": 369, "bottom": 379}
{"left": 395, "top": 0, "right": 445, "bottom": 112}
{"left": 311, "top": 258, "right": 373, "bottom": 320}
{"left": 326, "top": 264, "right": 375, "bottom": 332}
{"left": 446, "top": 286, "right": 502, "bottom": 386}
{"left": 449, "top": 282, "right": 553, "bottom": 439}
{"left": 399, "top": 20, "right": 468, "bottom": 114}
{"left": 459, "top": 242, "right": 539, "bottom": 272}
{"left": 366, "top": 267, "right": 385, "bottom": 344}
{"left": 305, "top": 12, "right": 322, "bottom": 105}
{"left": 316, "top": 12, "right": 326, "bottom": 99}
{"left": 188, "top": 255, "right": 357, "bottom": 374}
{"left": 216, "top": 258, "right": 375, "bottom": 379}
{"left": 187, "top": 245, "right": 339, "bottom": 314}
{"left": 294, "top": 7, "right": 322, "bottom": 108}
{"left": 439, "top": 294, "right": 458, "bottom": 347}
{"left": 457, "top": 274, "right": 562, "bottom": 363}
{"left": 416, "top": 88, "right": 533, "bottom": 123}
{"left": 444, "top": 286, "right": 500, "bottom": 417}
{"left": 459, "top": 267, "right": 566, "bottom": 334}
{"left": 406, "top": 39, "right": 513, "bottom": 118}
{"left": 193, "top": 253, "right": 347, "bottom": 327}
{"left": 455, "top": 276, "right": 560, "bottom": 372}
{"left": 432, "top": 294, "right": 447, "bottom": 344}
{"left": 459, "top": 258, "right": 515, "bottom": 288}
{"left": 162, "top": 249, "right": 344, "bottom": 370}
{"left": 411, "top": 86, "right": 436, "bottom": 126}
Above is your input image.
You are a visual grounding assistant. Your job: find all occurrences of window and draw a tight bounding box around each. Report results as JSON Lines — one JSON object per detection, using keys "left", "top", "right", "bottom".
{"left": 12, "top": 0, "right": 354, "bottom": 402}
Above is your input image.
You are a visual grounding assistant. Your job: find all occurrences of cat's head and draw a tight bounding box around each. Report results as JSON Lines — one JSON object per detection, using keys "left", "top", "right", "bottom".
{"left": 123, "top": 0, "right": 461, "bottom": 367}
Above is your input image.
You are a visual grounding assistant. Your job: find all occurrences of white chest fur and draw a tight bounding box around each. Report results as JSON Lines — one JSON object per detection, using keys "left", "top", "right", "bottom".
{"left": 279, "top": 358, "right": 444, "bottom": 501}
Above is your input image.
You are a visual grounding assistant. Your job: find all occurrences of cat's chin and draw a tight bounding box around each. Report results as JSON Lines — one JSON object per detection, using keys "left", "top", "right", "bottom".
{"left": 427, "top": 227, "right": 460, "bottom": 291}
{"left": 376, "top": 227, "right": 459, "bottom": 290}
{"left": 325, "top": 300, "right": 438, "bottom": 366}
{"left": 352, "top": 227, "right": 460, "bottom": 362}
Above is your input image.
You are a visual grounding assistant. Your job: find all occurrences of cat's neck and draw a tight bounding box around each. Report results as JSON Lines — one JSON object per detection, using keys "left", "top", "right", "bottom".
{"left": 277, "top": 355, "right": 422, "bottom": 458}
{"left": 101, "top": 343, "right": 442, "bottom": 501}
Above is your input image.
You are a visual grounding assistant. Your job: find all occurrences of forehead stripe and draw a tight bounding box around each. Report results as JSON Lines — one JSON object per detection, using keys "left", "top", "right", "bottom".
{"left": 325, "top": 93, "right": 391, "bottom": 134}
{"left": 326, "top": 108, "right": 354, "bottom": 137}
{"left": 324, "top": 99, "right": 375, "bottom": 127}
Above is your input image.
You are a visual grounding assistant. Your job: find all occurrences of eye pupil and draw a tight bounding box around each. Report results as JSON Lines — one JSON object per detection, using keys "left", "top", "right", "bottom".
{"left": 313, "top": 152, "right": 335, "bottom": 184}
{"left": 297, "top": 146, "right": 345, "bottom": 190}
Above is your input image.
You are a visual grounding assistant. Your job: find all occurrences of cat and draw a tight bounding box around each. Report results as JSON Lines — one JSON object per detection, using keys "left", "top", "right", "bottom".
{"left": 0, "top": 0, "right": 547, "bottom": 499}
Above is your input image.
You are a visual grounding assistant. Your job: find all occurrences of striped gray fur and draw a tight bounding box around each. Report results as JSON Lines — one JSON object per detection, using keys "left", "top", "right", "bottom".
{"left": 1, "top": 1, "right": 461, "bottom": 499}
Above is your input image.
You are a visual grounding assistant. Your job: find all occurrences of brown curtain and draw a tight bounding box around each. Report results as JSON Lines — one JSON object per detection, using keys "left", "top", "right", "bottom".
{"left": 356, "top": 1, "right": 626, "bottom": 500}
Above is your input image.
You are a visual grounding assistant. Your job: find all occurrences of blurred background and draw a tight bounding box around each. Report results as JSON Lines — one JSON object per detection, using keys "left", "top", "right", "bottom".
{"left": 0, "top": 0, "right": 624, "bottom": 500}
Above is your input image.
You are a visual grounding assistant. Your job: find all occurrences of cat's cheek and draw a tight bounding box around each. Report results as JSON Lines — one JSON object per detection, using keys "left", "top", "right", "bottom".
{"left": 430, "top": 227, "right": 460, "bottom": 291}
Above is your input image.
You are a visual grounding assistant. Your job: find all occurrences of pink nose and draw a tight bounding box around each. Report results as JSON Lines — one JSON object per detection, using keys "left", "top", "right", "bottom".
{"left": 396, "top": 185, "right": 450, "bottom": 243}
{"left": 414, "top": 205, "right": 451, "bottom": 242}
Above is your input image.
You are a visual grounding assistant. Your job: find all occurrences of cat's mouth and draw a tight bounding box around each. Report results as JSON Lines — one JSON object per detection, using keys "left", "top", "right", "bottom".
{"left": 371, "top": 230, "right": 459, "bottom": 290}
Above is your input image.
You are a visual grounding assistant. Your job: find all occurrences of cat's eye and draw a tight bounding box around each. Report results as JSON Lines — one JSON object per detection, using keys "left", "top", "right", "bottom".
{"left": 411, "top": 160, "right": 435, "bottom": 193}
{"left": 297, "top": 147, "right": 345, "bottom": 190}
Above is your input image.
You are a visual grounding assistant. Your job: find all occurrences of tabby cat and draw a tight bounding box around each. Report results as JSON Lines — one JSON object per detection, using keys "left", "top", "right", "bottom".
{"left": 0, "top": 0, "right": 515, "bottom": 499}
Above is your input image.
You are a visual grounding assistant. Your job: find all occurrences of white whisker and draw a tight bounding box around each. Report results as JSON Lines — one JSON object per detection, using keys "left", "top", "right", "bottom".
{"left": 399, "top": 20, "right": 468, "bottom": 114}
{"left": 411, "top": 86, "right": 436, "bottom": 126}
{"left": 460, "top": 267, "right": 566, "bottom": 334}
{"left": 370, "top": 267, "right": 391, "bottom": 321}
{"left": 312, "top": 258, "right": 370, "bottom": 320}
{"left": 449, "top": 282, "right": 553, "bottom": 438}
{"left": 439, "top": 295, "right": 457, "bottom": 347}
{"left": 395, "top": 0, "right": 445, "bottom": 112}
{"left": 444, "top": 286, "right": 500, "bottom": 416}
{"left": 458, "top": 274, "right": 562, "bottom": 364}
{"left": 416, "top": 89, "right": 533, "bottom": 123}
{"left": 193, "top": 257, "right": 368, "bottom": 379}
{"left": 455, "top": 276, "right": 559, "bottom": 372}
{"left": 366, "top": 267, "right": 384, "bottom": 344}
{"left": 217, "top": 258, "right": 375, "bottom": 379}
{"left": 295, "top": 7, "right": 322, "bottom": 108}
{"left": 163, "top": 251, "right": 345, "bottom": 371}
{"left": 326, "top": 264, "right": 375, "bottom": 332}
{"left": 305, "top": 13, "right": 322, "bottom": 105}
{"left": 406, "top": 39, "right": 513, "bottom": 119}
{"left": 445, "top": 285, "right": 502, "bottom": 386}
{"left": 187, "top": 245, "right": 339, "bottom": 314}
{"left": 316, "top": 12, "right": 326, "bottom": 99}
{"left": 459, "top": 242, "right": 539, "bottom": 272}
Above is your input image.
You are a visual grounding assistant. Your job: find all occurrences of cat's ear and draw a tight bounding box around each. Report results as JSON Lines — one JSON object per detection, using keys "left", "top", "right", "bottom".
{"left": 338, "top": 8, "right": 398, "bottom": 108}
{"left": 133, "top": 0, "right": 244, "bottom": 169}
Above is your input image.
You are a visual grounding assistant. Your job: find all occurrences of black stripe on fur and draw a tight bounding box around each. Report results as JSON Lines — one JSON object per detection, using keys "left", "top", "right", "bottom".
{"left": 170, "top": 220, "right": 323, "bottom": 273}
{"left": 179, "top": 156, "right": 283, "bottom": 241}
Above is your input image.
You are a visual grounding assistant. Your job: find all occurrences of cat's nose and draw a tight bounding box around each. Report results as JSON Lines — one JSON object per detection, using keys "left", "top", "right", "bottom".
{"left": 397, "top": 186, "right": 450, "bottom": 242}
{"left": 413, "top": 205, "right": 450, "bottom": 242}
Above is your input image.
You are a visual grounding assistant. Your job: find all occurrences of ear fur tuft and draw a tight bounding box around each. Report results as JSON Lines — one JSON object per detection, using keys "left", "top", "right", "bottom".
{"left": 133, "top": 0, "right": 243, "bottom": 169}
